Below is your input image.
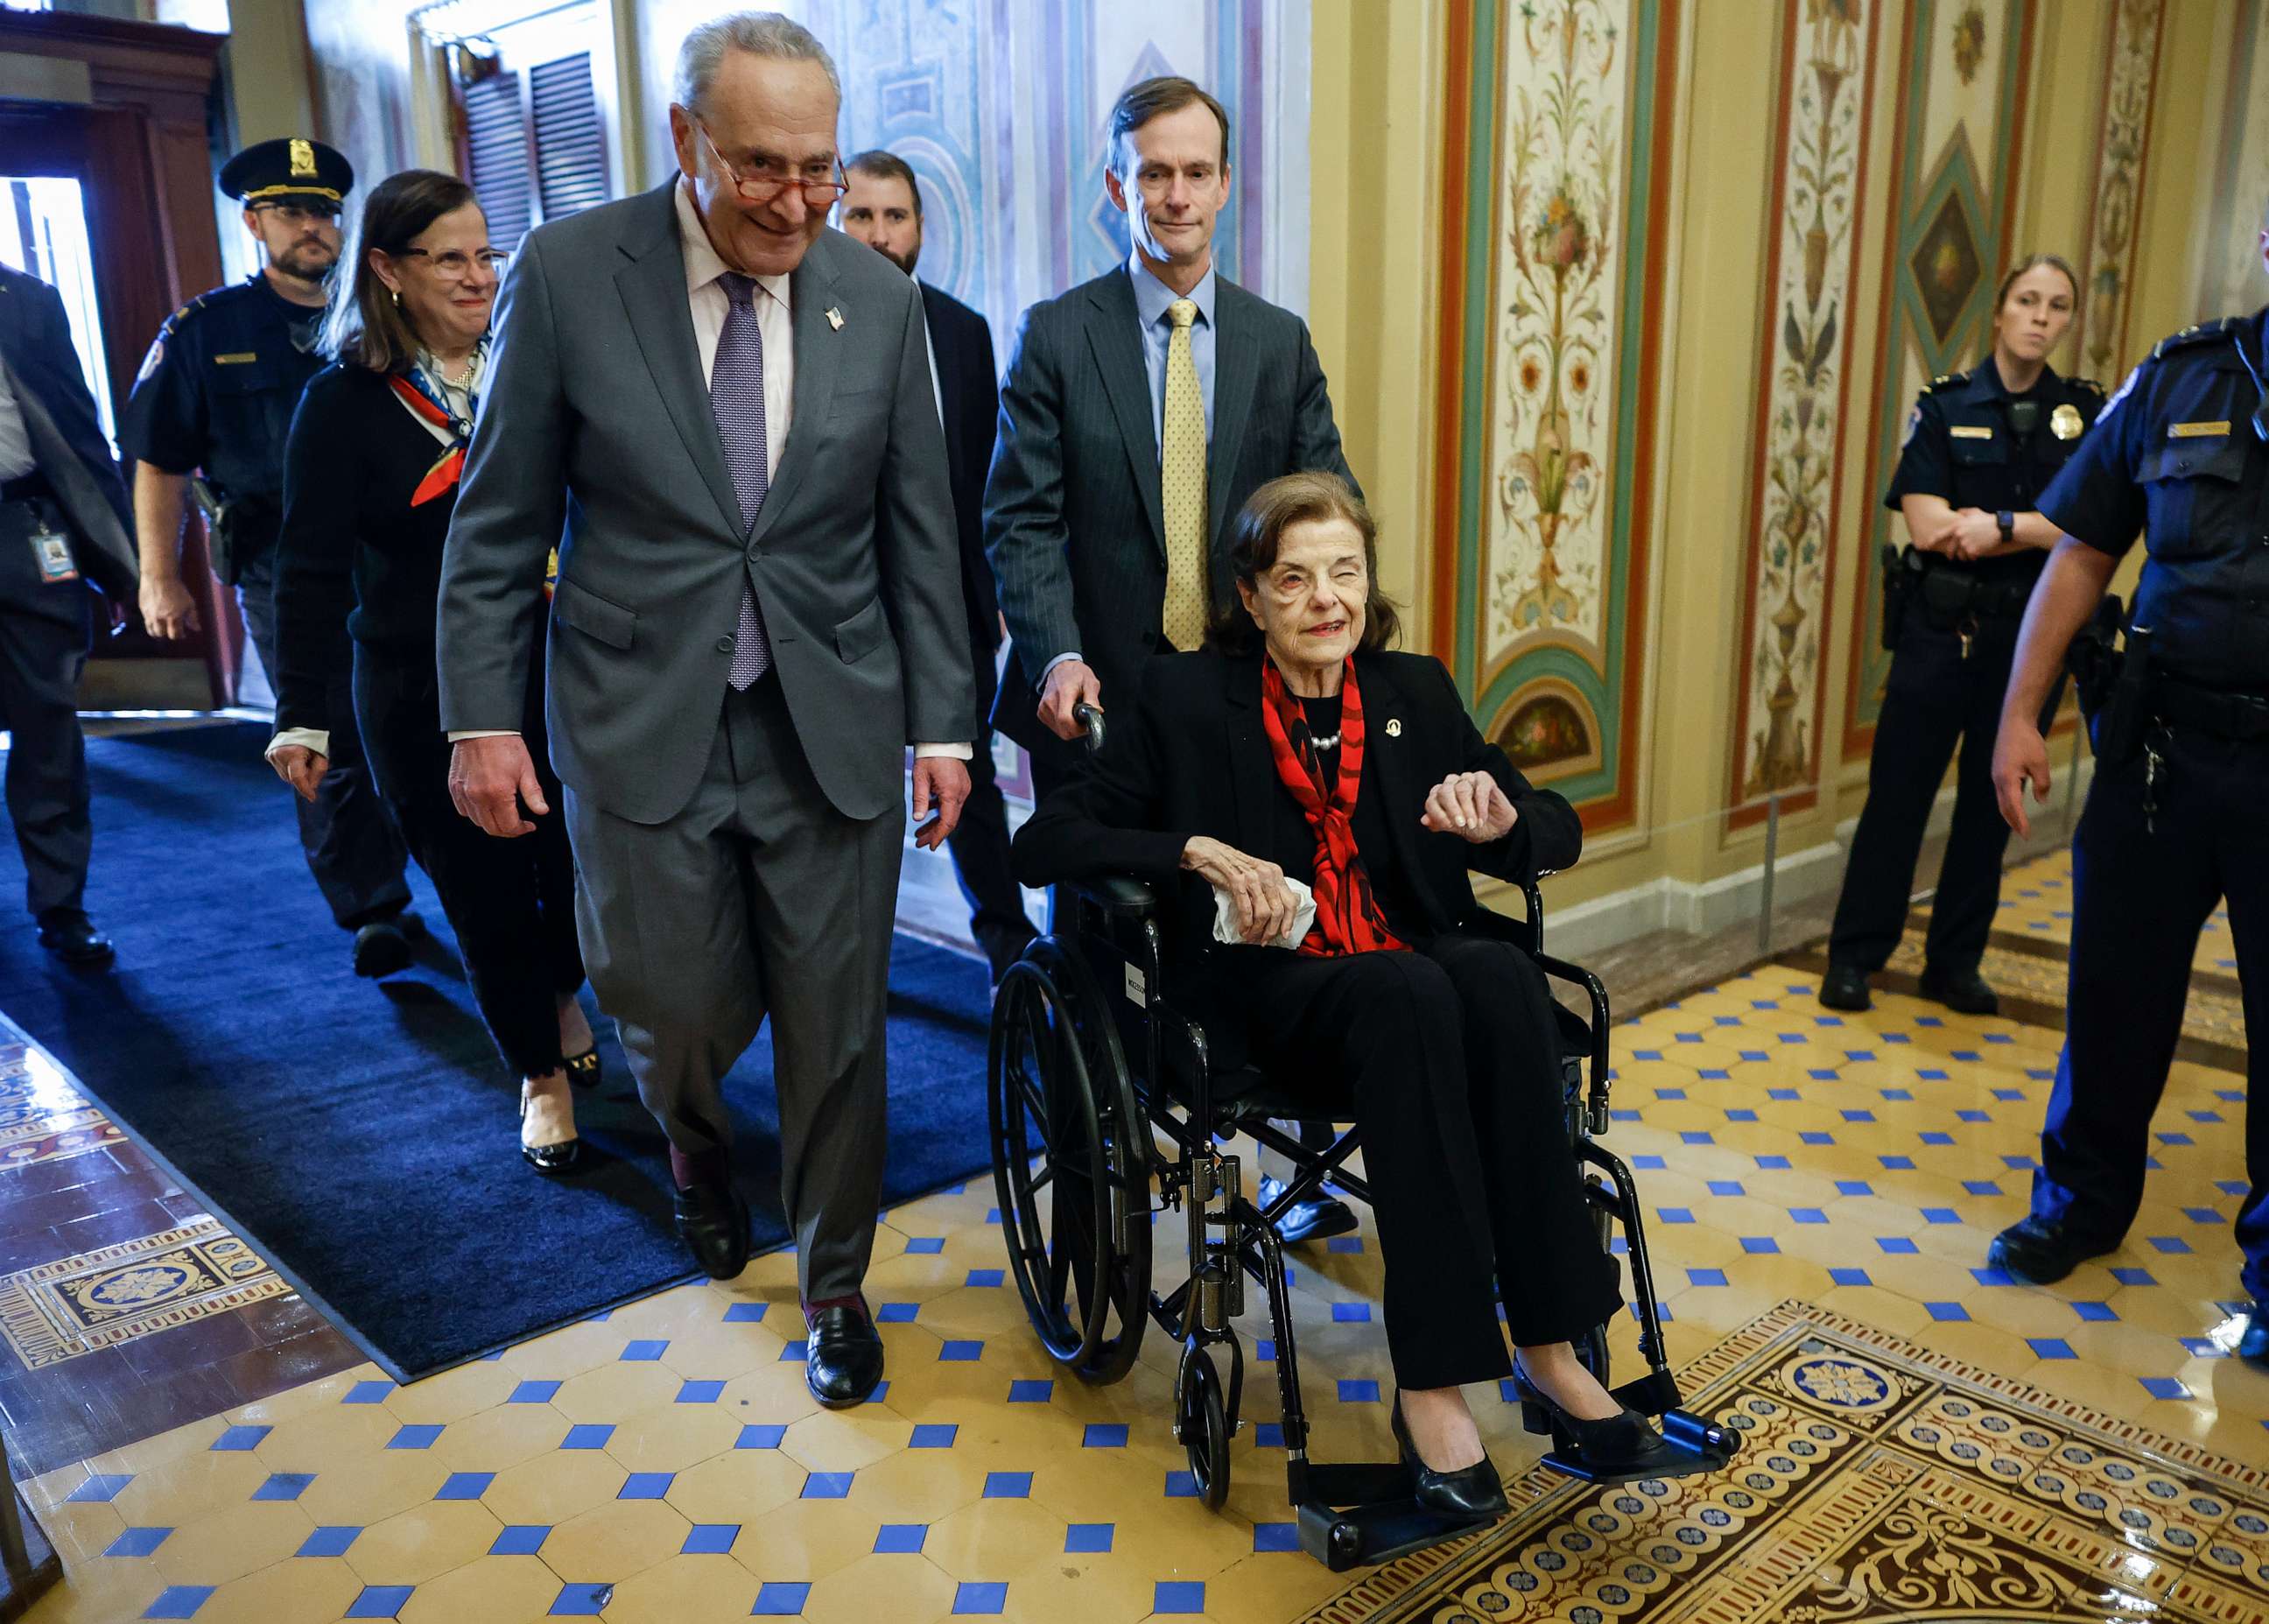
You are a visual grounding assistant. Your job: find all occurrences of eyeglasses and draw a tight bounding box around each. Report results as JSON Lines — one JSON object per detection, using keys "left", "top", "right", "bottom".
{"left": 398, "top": 248, "right": 510, "bottom": 280}
{"left": 693, "top": 116, "right": 847, "bottom": 207}
{"left": 252, "top": 202, "right": 341, "bottom": 227}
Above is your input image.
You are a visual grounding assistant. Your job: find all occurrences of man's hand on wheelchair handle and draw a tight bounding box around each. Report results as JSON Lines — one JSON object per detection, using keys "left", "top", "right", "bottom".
{"left": 1037, "top": 658, "right": 1101, "bottom": 742}
{"left": 1420, "top": 771, "right": 1518, "bottom": 843}
{"left": 1181, "top": 836, "right": 1299, "bottom": 945}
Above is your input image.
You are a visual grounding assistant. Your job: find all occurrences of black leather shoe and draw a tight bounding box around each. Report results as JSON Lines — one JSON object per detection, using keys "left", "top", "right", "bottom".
{"left": 2237, "top": 1303, "right": 2269, "bottom": 1372}
{"left": 1256, "top": 1175, "right": 1359, "bottom": 1246}
{"left": 1919, "top": 964, "right": 1999, "bottom": 1016}
{"left": 352, "top": 917, "right": 414, "bottom": 979}
{"left": 1513, "top": 1360, "right": 1696, "bottom": 1482}
{"left": 564, "top": 1048, "right": 602, "bottom": 1088}
{"left": 805, "top": 1300, "right": 886, "bottom": 1410}
{"left": 35, "top": 909, "right": 112, "bottom": 967}
{"left": 1817, "top": 965, "right": 1871, "bottom": 1011}
{"left": 1987, "top": 1214, "right": 2116, "bottom": 1286}
{"left": 673, "top": 1179, "right": 750, "bottom": 1280}
{"left": 1389, "top": 1394, "right": 1507, "bottom": 1520}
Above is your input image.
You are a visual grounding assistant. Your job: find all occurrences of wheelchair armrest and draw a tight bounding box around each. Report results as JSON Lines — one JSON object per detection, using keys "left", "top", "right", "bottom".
{"left": 1533, "top": 951, "right": 1612, "bottom": 1134}
{"left": 1071, "top": 874, "right": 1161, "bottom": 917}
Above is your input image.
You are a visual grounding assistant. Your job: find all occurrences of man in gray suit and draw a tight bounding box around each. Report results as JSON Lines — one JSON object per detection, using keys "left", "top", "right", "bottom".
{"left": 439, "top": 11, "right": 974, "bottom": 1410}
{"left": 984, "top": 74, "right": 1359, "bottom": 1242}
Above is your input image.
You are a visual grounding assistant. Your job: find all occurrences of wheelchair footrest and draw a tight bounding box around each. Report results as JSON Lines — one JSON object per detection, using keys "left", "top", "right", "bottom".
{"left": 1292, "top": 1462, "right": 1494, "bottom": 1572}
{"left": 1535, "top": 1407, "right": 1740, "bottom": 1487}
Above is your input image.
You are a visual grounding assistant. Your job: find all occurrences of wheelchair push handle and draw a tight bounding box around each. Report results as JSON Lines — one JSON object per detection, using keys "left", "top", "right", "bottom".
{"left": 1072, "top": 701, "right": 1106, "bottom": 756}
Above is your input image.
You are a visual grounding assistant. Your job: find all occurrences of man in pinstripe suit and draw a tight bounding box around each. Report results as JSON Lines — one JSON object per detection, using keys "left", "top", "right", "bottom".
{"left": 983, "top": 74, "right": 1359, "bottom": 1242}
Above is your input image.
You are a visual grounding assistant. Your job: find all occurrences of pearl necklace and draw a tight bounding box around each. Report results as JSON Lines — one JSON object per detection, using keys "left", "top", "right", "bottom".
{"left": 1306, "top": 730, "right": 1342, "bottom": 751}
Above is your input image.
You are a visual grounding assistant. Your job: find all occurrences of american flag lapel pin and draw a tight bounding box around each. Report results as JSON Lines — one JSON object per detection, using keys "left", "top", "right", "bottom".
{"left": 826, "top": 306, "right": 844, "bottom": 331}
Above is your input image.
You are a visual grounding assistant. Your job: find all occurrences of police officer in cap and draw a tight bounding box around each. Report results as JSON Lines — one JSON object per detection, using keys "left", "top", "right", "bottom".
{"left": 1988, "top": 202, "right": 2269, "bottom": 1367}
{"left": 120, "top": 137, "right": 416, "bottom": 975}
{"left": 1820, "top": 255, "right": 2102, "bottom": 1017}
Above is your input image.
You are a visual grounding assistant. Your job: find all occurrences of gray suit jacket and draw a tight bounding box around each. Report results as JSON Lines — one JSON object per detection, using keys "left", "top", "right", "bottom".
{"left": 439, "top": 181, "right": 974, "bottom": 826}
{"left": 981, "top": 265, "right": 1354, "bottom": 760}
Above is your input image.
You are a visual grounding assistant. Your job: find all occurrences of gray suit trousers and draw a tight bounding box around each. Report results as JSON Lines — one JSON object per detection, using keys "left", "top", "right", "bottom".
{"left": 566, "top": 675, "right": 901, "bottom": 1303}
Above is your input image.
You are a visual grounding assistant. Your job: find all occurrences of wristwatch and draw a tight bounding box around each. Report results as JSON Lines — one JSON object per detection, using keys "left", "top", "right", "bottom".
{"left": 1996, "top": 510, "right": 2014, "bottom": 545}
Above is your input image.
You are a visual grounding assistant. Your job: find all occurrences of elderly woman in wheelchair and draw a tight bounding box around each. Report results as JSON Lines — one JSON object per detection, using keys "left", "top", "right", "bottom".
{"left": 1008, "top": 472, "right": 1725, "bottom": 1536}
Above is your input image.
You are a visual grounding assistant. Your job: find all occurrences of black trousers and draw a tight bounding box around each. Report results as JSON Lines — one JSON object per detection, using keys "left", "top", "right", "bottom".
{"left": 1222, "top": 932, "right": 1623, "bottom": 1389}
{"left": 2031, "top": 726, "right": 2269, "bottom": 1296}
{"left": 353, "top": 644, "right": 584, "bottom": 1079}
{"left": 0, "top": 499, "right": 91, "bottom": 918}
{"left": 945, "top": 641, "right": 1036, "bottom": 981}
{"left": 1829, "top": 617, "right": 2055, "bottom": 974}
{"left": 242, "top": 545, "right": 411, "bottom": 931}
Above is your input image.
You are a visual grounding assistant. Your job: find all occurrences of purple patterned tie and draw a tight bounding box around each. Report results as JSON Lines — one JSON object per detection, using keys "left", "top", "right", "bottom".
{"left": 713, "top": 271, "right": 771, "bottom": 690}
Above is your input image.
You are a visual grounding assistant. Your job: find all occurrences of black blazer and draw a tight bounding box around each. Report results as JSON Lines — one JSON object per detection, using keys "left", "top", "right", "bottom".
{"left": 983, "top": 266, "right": 1356, "bottom": 763}
{"left": 0, "top": 266, "right": 135, "bottom": 602}
{"left": 1012, "top": 648, "right": 1583, "bottom": 976}
{"left": 920, "top": 279, "right": 1001, "bottom": 672}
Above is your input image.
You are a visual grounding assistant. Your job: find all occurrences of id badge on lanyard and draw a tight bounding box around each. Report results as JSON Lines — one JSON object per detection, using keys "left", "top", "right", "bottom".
{"left": 28, "top": 510, "right": 75, "bottom": 584}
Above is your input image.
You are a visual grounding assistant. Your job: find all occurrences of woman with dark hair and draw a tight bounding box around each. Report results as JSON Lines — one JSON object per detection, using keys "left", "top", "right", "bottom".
{"left": 1820, "top": 254, "right": 2105, "bottom": 1016}
{"left": 265, "top": 170, "right": 595, "bottom": 1174}
{"left": 1012, "top": 471, "right": 1711, "bottom": 1522}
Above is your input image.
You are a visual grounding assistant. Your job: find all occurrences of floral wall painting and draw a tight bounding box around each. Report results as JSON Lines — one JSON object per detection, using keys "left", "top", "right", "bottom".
{"left": 1729, "top": 0, "right": 1878, "bottom": 819}
{"left": 1431, "top": 0, "right": 1677, "bottom": 831}
{"left": 1950, "top": 4, "right": 1987, "bottom": 84}
{"left": 1909, "top": 187, "right": 1984, "bottom": 348}
{"left": 2072, "top": 0, "right": 2167, "bottom": 380}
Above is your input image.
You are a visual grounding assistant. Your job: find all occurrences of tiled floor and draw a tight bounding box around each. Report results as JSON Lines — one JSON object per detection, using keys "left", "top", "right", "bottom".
{"left": 6, "top": 847, "right": 2259, "bottom": 1622}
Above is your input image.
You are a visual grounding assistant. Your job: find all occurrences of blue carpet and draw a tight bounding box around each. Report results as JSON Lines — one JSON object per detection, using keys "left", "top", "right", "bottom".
{"left": 0, "top": 722, "right": 995, "bottom": 1381}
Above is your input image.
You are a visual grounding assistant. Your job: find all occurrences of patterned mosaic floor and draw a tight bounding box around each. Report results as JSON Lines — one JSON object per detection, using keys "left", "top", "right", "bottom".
{"left": 9, "top": 932, "right": 2259, "bottom": 1620}
{"left": 1305, "top": 1301, "right": 2269, "bottom": 1624}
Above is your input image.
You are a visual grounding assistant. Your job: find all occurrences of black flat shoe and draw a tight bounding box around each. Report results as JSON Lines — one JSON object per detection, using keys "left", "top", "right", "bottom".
{"left": 674, "top": 1178, "right": 750, "bottom": 1280}
{"left": 35, "top": 909, "right": 112, "bottom": 967}
{"left": 1817, "top": 964, "right": 1871, "bottom": 1011}
{"left": 1389, "top": 1394, "right": 1507, "bottom": 1521}
{"left": 1919, "top": 964, "right": 1999, "bottom": 1016}
{"left": 1257, "top": 1175, "right": 1360, "bottom": 1246}
{"left": 805, "top": 1300, "right": 886, "bottom": 1409}
{"left": 353, "top": 917, "right": 414, "bottom": 978}
{"left": 2237, "top": 1303, "right": 2269, "bottom": 1373}
{"left": 1987, "top": 1213, "right": 2116, "bottom": 1286}
{"left": 564, "top": 1048, "right": 601, "bottom": 1088}
{"left": 1514, "top": 1360, "right": 1691, "bottom": 1482}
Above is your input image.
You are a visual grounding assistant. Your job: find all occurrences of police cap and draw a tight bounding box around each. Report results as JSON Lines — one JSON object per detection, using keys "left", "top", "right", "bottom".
{"left": 220, "top": 137, "right": 354, "bottom": 209}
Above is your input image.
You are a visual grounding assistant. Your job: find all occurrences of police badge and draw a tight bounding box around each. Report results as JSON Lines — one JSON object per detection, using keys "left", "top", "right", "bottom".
{"left": 2051, "top": 403, "right": 2083, "bottom": 440}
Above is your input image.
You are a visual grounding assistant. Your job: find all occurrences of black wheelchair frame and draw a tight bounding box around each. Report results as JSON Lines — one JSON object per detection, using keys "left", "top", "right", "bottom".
{"left": 987, "top": 761, "right": 1734, "bottom": 1570}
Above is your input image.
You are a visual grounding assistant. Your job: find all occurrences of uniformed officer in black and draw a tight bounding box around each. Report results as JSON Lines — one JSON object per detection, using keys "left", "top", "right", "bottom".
{"left": 1988, "top": 226, "right": 2269, "bottom": 1366}
{"left": 119, "top": 137, "right": 416, "bottom": 976}
{"left": 1820, "top": 256, "right": 2101, "bottom": 1016}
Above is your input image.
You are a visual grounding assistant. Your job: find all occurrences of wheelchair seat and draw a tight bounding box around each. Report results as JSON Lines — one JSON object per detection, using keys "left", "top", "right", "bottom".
{"left": 986, "top": 868, "right": 1738, "bottom": 1571}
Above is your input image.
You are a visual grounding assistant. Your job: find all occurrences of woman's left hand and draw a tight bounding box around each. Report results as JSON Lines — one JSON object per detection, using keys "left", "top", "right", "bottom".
{"left": 1420, "top": 771, "right": 1518, "bottom": 843}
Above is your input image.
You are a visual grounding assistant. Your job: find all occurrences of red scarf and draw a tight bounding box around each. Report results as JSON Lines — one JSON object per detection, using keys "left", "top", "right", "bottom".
{"left": 1260, "top": 657, "right": 1408, "bottom": 957}
{"left": 386, "top": 374, "right": 468, "bottom": 508}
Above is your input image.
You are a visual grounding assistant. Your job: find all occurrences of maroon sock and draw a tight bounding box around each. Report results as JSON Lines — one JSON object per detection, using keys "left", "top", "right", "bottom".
{"left": 804, "top": 1292, "right": 868, "bottom": 1327}
{"left": 668, "top": 1144, "right": 729, "bottom": 1192}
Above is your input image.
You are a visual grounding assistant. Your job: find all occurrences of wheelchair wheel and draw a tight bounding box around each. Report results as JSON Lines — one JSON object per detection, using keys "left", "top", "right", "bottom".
{"left": 988, "top": 938, "right": 1154, "bottom": 1384}
{"left": 1177, "top": 1346, "right": 1232, "bottom": 1509}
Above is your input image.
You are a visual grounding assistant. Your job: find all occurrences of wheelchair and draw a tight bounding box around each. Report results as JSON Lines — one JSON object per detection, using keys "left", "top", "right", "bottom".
{"left": 985, "top": 734, "right": 1738, "bottom": 1570}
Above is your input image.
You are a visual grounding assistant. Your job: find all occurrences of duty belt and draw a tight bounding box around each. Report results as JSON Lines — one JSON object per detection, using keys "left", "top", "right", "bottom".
{"left": 2153, "top": 675, "right": 2269, "bottom": 744}
{"left": 1918, "top": 567, "right": 2031, "bottom": 623}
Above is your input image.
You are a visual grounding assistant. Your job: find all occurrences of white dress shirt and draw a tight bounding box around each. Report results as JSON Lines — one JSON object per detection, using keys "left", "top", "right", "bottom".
{"left": 439, "top": 179, "right": 968, "bottom": 763}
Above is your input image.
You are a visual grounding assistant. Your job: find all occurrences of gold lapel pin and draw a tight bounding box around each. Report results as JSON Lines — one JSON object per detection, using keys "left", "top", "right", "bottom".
{"left": 825, "top": 307, "right": 844, "bottom": 331}
{"left": 1385, "top": 719, "right": 1402, "bottom": 737}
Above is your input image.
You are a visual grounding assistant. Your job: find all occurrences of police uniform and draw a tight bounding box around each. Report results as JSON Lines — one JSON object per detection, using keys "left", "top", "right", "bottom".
{"left": 1824, "top": 357, "right": 2104, "bottom": 1001}
{"left": 1991, "top": 311, "right": 2269, "bottom": 1325}
{"left": 117, "top": 138, "right": 411, "bottom": 939}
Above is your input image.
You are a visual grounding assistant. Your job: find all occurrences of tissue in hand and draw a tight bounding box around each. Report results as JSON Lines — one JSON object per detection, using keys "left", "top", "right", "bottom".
{"left": 1211, "top": 875, "right": 1317, "bottom": 950}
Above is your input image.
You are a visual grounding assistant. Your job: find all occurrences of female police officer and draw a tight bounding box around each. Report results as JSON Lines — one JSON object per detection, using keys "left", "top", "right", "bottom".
{"left": 1820, "top": 256, "right": 2102, "bottom": 1015}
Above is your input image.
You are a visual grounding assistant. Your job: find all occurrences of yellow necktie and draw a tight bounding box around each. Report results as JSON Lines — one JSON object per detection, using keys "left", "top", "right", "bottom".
{"left": 1161, "top": 298, "right": 1208, "bottom": 650}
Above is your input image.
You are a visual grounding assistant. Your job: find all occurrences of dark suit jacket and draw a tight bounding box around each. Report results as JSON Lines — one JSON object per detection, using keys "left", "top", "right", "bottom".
{"left": 0, "top": 266, "right": 135, "bottom": 602}
{"left": 919, "top": 279, "right": 1001, "bottom": 692}
{"left": 983, "top": 265, "right": 1355, "bottom": 763}
{"left": 1011, "top": 647, "right": 1582, "bottom": 979}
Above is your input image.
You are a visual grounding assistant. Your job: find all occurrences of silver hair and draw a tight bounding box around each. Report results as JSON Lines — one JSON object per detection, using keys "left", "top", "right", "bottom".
{"left": 674, "top": 11, "right": 841, "bottom": 116}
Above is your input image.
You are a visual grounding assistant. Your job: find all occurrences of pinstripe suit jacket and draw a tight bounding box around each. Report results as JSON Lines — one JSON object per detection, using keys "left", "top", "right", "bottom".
{"left": 981, "top": 264, "right": 1355, "bottom": 763}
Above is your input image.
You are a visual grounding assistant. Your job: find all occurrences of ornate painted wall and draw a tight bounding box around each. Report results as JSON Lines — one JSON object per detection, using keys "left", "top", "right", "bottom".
{"left": 2069, "top": 0, "right": 2165, "bottom": 378}
{"left": 1844, "top": 0, "right": 2033, "bottom": 749}
{"left": 2197, "top": 0, "right": 2269, "bottom": 324}
{"left": 1726, "top": 0, "right": 1880, "bottom": 826}
{"left": 1428, "top": 0, "right": 1680, "bottom": 832}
